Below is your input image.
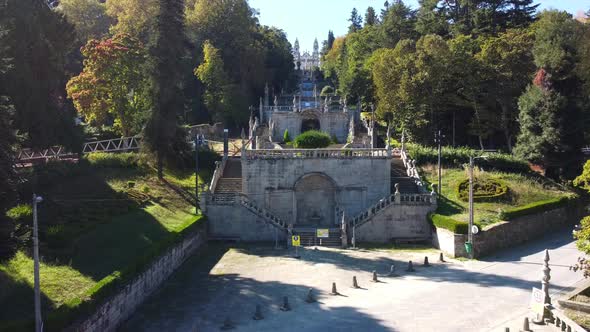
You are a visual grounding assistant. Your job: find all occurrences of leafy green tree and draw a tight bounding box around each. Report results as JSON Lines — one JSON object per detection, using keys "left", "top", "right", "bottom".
{"left": 195, "top": 41, "right": 230, "bottom": 122}
{"left": 515, "top": 11, "right": 588, "bottom": 171}
{"left": 327, "top": 30, "right": 336, "bottom": 50}
{"left": 348, "top": 8, "right": 363, "bottom": 33}
{"left": 106, "top": 0, "right": 159, "bottom": 43}
{"left": 144, "top": 0, "right": 187, "bottom": 179}
{"left": 365, "top": 6, "right": 378, "bottom": 26}
{"left": 67, "top": 34, "right": 150, "bottom": 136}
{"left": 513, "top": 83, "right": 566, "bottom": 164}
{"left": 57, "top": 0, "right": 113, "bottom": 44}
{"left": 2, "top": 0, "right": 81, "bottom": 151}
{"left": 476, "top": 28, "right": 535, "bottom": 151}
{"left": 415, "top": 0, "right": 449, "bottom": 37}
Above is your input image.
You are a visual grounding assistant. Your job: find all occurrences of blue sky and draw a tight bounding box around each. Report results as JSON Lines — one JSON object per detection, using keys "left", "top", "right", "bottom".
{"left": 248, "top": 0, "right": 587, "bottom": 52}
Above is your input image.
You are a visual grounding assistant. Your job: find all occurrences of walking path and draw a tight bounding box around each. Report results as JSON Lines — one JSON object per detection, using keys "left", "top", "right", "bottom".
{"left": 120, "top": 228, "right": 585, "bottom": 332}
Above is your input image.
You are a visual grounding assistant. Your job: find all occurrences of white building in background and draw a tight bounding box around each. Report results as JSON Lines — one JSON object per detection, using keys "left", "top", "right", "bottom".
{"left": 292, "top": 38, "right": 320, "bottom": 71}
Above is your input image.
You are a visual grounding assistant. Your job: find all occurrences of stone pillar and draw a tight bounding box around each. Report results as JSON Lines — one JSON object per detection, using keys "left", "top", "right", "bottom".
{"left": 395, "top": 183, "right": 401, "bottom": 203}
{"left": 341, "top": 213, "right": 348, "bottom": 248}
{"left": 264, "top": 82, "right": 269, "bottom": 108}
{"left": 223, "top": 129, "right": 229, "bottom": 160}
{"left": 430, "top": 188, "right": 437, "bottom": 205}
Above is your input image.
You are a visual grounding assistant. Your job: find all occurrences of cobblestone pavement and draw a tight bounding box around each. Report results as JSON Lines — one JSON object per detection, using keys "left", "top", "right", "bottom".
{"left": 120, "top": 229, "right": 584, "bottom": 332}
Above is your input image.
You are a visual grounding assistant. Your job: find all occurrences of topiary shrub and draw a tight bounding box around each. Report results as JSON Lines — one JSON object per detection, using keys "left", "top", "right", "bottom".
{"left": 283, "top": 129, "right": 291, "bottom": 143}
{"left": 429, "top": 213, "right": 482, "bottom": 234}
{"left": 320, "top": 85, "right": 334, "bottom": 96}
{"left": 293, "top": 130, "right": 331, "bottom": 149}
{"left": 456, "top": 178, "right": 509, "bottom": 202}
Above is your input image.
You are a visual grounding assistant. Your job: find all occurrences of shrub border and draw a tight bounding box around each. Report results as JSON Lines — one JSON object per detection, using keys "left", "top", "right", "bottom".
{"left": 498, "top": 196, "right": 574, "bottom": 220}
{"left": 428, "top": 213, "right": 481, "bottom": 235}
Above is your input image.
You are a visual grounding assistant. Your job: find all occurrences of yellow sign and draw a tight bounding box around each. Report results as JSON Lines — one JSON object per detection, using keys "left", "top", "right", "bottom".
{"left": 292, "top": 235, "right": 301, "bottom": 247}
{"left": 316, "top": 229, "right": 329, "bottom": 238}
{"left": 530, "top": 287, "right": 545, "bottom": 315}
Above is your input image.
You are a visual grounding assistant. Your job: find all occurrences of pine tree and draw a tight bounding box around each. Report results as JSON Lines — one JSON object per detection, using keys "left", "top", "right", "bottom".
{"left": 348, "top": 8, "right": 362, "bottom": 33}
{"left": 365, "top": 6, "right": 378, "bottom": 26}
{"left": 144, "top": 0, "right": 187, "bottom": 179}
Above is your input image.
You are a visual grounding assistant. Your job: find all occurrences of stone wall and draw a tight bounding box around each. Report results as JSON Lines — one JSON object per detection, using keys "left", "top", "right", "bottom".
{"left": 66, "top": 228, "right": 206, "bottom": 332}
{"left": 355, "top": 203, "right": 436, "bottom": 243}
{"left": 269, "top": 111, "right": 350, "bottom": 143}
{"left": 433, "top": 203, "right": 585, "bottom": 258}
{"left": 206, "top": 203, "right": 286, "bottom": 242}
{"left": 242, "top": 157, "right": 391, "bottom": 226}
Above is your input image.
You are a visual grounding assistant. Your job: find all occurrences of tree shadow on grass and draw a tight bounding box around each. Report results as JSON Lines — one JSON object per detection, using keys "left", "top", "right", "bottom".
{"left": 120, "top": 244, "right": 394, "bottom": 332}
{"left": 0, "top": 269, "right": 53, "bottom": 332}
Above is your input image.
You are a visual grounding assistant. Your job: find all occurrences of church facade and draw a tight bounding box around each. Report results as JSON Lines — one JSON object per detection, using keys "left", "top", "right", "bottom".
{"left": 292, "top": 38, "right": 320, "bottom": 71}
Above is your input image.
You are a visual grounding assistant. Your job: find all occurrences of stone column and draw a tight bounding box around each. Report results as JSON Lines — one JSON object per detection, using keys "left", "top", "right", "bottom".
{"left": 394, "top": 183, "right": 401, "bottom": 203}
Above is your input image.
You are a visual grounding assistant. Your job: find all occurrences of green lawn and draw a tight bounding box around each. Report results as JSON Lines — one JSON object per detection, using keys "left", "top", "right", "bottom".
{"left": 422, "top": 165, "right": 572, "bottom": 227}
{"left": 0, "top": 156, "right": 210, "bottom": 331}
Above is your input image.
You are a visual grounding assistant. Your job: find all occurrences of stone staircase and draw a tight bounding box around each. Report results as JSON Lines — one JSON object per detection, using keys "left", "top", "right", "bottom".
{"left": 293, "top": 228, "right": 342, "bottom": 247}
{"left": 391, "top": 157, "right": 420, "bottom": 194}
{"left": 214, "top": 158, "right": 242, "bottom": 194}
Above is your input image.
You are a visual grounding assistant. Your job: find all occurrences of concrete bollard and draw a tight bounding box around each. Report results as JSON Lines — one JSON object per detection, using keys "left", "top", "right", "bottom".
{"left": 280, "top": 296, "right": 291, "bottom": 311}
{"left": 331, "top": 282, "right": 339, "bottom": 295}
{"left": 221, "top": 316, "right": 234, "bottom": 330}
{"left": 252, "top": 304, "right": 263, "bottom": 320}
{"left": 352, "top": 276, "right": 360, "bottom": 289}
{"left": 520, "top": 317, "right": 532, "bottom": 332}
{"left": 305, "top": 288, "right": 315, "bottom": 303}
{"left": 424, "top": 256, "right": 430, "bottom": 267}
{"left": 505, "top": 328, "right": 510, "bottom": 332}
{"left": 439, "top": 252, "right": 446, "bottom": 262}
{"left": 406, "top": 261, "right": 415, "bottom": 272}
{"left": 372, "top": 270, "right": 379, "bottom": 282}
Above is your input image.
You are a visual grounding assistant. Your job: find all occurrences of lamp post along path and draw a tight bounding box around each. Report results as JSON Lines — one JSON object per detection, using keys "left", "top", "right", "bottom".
{"left": 468, "top": 157, "right": 474, "bottom": 259}
{"left": 33, "top": 194, "right": 43, "bottom": 332}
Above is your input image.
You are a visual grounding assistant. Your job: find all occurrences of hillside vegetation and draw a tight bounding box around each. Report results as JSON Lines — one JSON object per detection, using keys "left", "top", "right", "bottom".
{"left": 0, "top": 153, "right": 212, "bottom": 331}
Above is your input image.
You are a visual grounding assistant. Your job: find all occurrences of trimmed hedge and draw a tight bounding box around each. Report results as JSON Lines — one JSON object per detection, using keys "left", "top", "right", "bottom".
{"left": 498, "top": 196, "right": 573, "bottom": 220}
{"left": 429, "top": 213, "right": 481, "bottom": 235}
{"left": 406, "top": 144, "right": 530, "bottom": 173}
{"left": 456, "top": 178, "right": 509, "bottom": 202}
{"left": 293, "top": 130, "right": 331, "bottom": 149}
{"left": 0, "top": 216, "right": 205, "bottom": 332}
{"left": 85, "top": 152, "right": 141, "bottom": 168}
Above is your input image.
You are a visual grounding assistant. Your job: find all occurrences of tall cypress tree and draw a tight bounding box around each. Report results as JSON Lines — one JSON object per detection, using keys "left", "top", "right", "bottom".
{"left": 144, "top": 0, "right": 186, "bottom": 178}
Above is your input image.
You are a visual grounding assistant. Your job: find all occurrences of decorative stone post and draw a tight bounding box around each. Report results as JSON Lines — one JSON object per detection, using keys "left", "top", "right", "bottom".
{"left": 534, "top": 249, "right": 553, "bottom": 324}
{"left": 394, "top": 183, "right": 401, "bottom": 203}
{"left": 430, "top": 188, "right": 437, "bottom": 205}
{"left": 273, "top": 95, "right": 278, "bottom": 112}
{"left": 341, "top": 213, "right": 348, "bottom": 248}
{"left": 293, "top": 95, "right": 297, "bottom": 112}
{"left": 259, "top": 97, "right": 264, "bottom": 122}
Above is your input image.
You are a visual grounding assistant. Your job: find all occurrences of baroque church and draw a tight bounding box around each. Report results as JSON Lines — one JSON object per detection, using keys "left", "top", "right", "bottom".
{"left": 292, "top": 38, "right": 320, "bottom": 71}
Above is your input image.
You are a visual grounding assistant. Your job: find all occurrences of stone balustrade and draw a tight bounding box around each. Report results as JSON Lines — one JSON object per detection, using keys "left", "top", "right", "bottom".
{"left": 350, "top": 191, "right": 437, "bottom": 228}
{"left": 244, "top": 148, "right": 392, "bottom": 159}
{"left": 546, "top": 304, "right": 587, "bottom": 332}
{"left": 208, "top": 158, "right": 227, "bottom": 193}
{"left": 204, "top": 192, "right": 288, "bottom": 231}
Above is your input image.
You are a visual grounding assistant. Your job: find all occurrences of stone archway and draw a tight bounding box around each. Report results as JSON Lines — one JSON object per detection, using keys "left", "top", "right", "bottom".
{"left": 300, "top": 110, "right": 321, "bottom": 133}
{"left": 294, "top": 173, "right": 336, "bottom": 226}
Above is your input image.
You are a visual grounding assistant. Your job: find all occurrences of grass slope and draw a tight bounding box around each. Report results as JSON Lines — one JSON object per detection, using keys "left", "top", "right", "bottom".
{"left": 0, "top": 153, "right": 210, "bottom": 330}
{"left": 422, "top": 165, "right": 573, "bottom": 227}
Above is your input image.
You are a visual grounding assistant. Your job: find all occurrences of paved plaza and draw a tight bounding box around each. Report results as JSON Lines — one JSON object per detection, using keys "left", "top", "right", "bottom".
{"left": 121, "top": 229, "right": 585, "bottom": 332}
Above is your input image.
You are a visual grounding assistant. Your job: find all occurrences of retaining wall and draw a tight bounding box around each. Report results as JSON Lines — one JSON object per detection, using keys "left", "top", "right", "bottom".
{"left": 66, "top": 227, "right": 207, "bottom": 332}
{"left": 433, "top": 203, "right": 585, "bottom": 258}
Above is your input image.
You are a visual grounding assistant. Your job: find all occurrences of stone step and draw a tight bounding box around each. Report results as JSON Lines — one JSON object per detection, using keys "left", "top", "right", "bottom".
{"left": 293, "top": 229, "right": 342, "bottom": 247}
{"left": 222, "top": 158, "right": 242, "bottom": 178}
{"left": 215, "top": 178, "right": 242, "bottom": 193}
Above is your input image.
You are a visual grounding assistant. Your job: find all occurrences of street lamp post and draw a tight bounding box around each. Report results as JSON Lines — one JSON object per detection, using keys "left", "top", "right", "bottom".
{"left": 467, "top": 155, "right": 486, "bottom": 259}
{"left": 434, "top": 130, "right": 444, "bottom": 195}
{"left": 32, "top": 194, "right": 43, "bottom": 332}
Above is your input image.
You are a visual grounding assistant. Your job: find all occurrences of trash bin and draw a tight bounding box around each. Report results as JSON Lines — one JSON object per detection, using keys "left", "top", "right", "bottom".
{"left": 464, "top": 242, "right": 473, "bottom": 255}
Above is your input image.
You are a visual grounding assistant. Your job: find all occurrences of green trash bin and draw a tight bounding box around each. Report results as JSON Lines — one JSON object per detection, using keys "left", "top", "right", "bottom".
{"left": 464, "top": 242, "right": 473, "bottom": 255}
